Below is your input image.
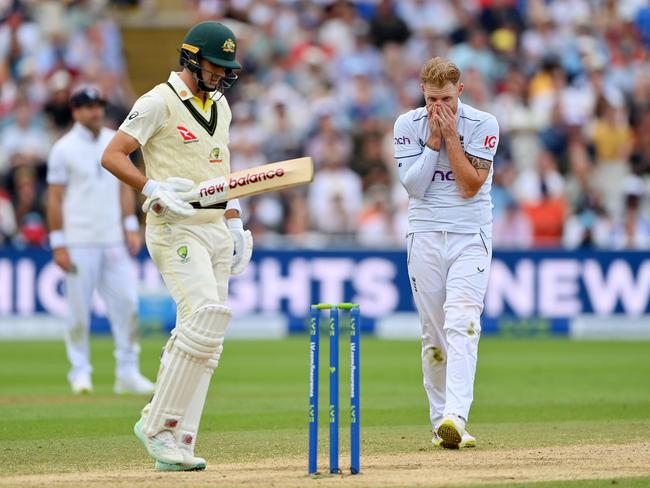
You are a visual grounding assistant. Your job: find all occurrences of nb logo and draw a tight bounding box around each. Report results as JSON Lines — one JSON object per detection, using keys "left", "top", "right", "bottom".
{"left": 432, "top": 170, "right": 455, "bottom": 181}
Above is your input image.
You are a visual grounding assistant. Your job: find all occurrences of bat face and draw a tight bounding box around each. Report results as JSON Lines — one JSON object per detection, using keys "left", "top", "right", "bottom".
{"left": 195, "top": 157, "right": 314, "bottom": 207}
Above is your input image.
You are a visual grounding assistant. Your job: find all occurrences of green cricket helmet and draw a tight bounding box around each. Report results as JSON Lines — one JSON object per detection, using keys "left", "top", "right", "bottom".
{"left": 179, "top": 21, "right": 241, "bottom": 91}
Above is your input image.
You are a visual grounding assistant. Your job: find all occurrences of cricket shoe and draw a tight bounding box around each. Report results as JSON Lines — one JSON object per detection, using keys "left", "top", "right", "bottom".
{"left": 437, "top": 414, "right": 466, "bottom": 449}
{"left": 154, "top": 448, "right": 207, "bottom": 472}
{"left": 114, "top": 373, "right": 155, "bottom": 395}
{"left": 133, "top": 418, "right": 184, "bottom": 465}
{"left": 70, "top": 374, "right": 93, "bottom": 395}
{"left": 432, "top": 429, "right": 476, "bottom": 449}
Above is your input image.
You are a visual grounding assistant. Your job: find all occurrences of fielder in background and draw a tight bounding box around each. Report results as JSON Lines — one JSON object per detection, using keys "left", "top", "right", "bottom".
{"left": 46, "top": 86, "right": 155, "bottom": 396}
{"left": 101, "top": 21, "right": 252, "bottom": 472}
{"left": 394, "top": 57, "right": 499, "bottom": 449}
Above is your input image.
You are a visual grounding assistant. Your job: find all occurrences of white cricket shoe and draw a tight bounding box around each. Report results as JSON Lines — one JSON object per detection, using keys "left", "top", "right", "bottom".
{"left": 70, "top": 374, "right": 93, "bottom": 395}
{"left": 133, "top": 418, "right": 184, "bottom": 465}
{"left": 154, "top": 447, "right": 207, "bottom": 472}
{"left": 437, "top": 414, "right": 466, "bottom": 449}
{"left": 432, "top": 429, "right": 476, "bottom": 448}
{"left": 114, "top": 373, "right": 155, "bottom": 395}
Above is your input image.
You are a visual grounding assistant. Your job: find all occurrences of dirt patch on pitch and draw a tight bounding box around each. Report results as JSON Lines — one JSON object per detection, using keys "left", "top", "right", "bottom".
{"left": 1, "top": 442, "right": 648, "bottom": 487}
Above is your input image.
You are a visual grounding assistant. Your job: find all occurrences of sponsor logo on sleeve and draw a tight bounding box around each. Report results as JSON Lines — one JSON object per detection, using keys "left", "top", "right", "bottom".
{"left": 484, "top": 135, "right": 497, "bottom": 149}
{"left": 394, "top": 136, "right": 411, "bottom": 145}
{"left": 128, "top": 111, "right": 139, "bottom": 120}
{"left": 177, "top": 126, "right": 199, "bottom": 143}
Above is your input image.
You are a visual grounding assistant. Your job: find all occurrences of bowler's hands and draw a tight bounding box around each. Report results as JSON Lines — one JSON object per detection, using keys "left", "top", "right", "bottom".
{"left": 53, "top": 247, "right": 73, "bottom": 273}
{"left": 227, "top": 218, "right": 253, "bottom": 275}
{"left": 125, "top": 230, "right": 142, "bottom": 256}
{"left": 434, "top": 103, "right": 458, "bottom": 142}
{"left": 426, "top": 103, "right": 442, "bottom": 150}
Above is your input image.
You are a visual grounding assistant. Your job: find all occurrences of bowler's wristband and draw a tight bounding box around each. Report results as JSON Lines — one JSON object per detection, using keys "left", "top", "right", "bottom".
{"left": 123, "top": 215, "right": 140, "bottom": 232}
{"left": 49, "top": 230, "right": 66, "bottom": 249}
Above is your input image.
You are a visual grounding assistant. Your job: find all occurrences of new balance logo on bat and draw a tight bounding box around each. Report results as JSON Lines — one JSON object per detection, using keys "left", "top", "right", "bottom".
{"left": 199, "top": 167, "right": 287, "bottom": 198}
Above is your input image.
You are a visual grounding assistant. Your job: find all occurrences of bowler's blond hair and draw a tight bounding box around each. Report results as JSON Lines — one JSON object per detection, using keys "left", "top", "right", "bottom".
{"left": 420, "top": 57, "right": 461, "bottom": 87}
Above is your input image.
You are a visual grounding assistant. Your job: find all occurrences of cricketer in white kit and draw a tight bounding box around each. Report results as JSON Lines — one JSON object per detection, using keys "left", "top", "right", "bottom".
{"left": 101, "top": 22, "right": 252, "bottom": 472}
{"left": 394, "top": 57, "right": 499, "bottom": 449}
{"left": 46, "top": 86, "right": 155, "bottom": 396}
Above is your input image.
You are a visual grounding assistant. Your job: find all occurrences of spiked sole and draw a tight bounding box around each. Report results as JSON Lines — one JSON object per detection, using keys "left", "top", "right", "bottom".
{"left": 438, "top": 419, "right": 462, "bottom": 449}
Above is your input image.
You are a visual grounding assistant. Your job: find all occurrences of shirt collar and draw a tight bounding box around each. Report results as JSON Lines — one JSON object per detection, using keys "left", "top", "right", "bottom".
{"left": 72, "top": 122, "right": 100, "bottom": 141}
{"left": 167, "top": 72, "right": 195, "bottom": 101}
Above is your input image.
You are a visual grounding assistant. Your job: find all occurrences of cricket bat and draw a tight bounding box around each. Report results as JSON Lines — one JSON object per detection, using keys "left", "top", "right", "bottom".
{"left": 190, "top": 157, "right": 314, "bottom": 207}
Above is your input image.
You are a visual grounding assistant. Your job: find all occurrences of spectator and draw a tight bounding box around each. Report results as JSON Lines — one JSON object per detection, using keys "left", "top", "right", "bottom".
{"left": 308, "top": 147, "right": 363, "bottom": 238}
{"left": 589, "top": 99, "right": 634, "bottom": 217}
{"left": 0, "top": 102, "right": 49, "bottom": 177}
{"left": 521, "top": 184, "right": 567, "bottom": 247}
{"left": 611, "top": 177, "right": 650, "bottom": 249}
{"left": 368, "top": 0, "right": 411, "bottom": 48}
{"left": 448, "top": 28, "right": 502, "bottom": 83}
{"left": 0, "top": 188, "right": 16, "bottom": 244}
{"left": 562, "top": 205, "right": 612, "bottom": 249}
{"left": 493, "top": 199, "right": 533, "bottom": 249}
{"left": 357, "top": 185, "right": 395, "bottom": 247}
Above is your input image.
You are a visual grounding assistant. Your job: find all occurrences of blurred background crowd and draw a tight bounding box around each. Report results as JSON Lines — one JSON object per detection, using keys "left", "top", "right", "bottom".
{"left": 1, "top": 0, "right": 650, "bottom": 249}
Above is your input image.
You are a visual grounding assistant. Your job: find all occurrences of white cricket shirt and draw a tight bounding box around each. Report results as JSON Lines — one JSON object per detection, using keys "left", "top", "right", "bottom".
{"left": 47, "top": 123, "right": 124, "bottom": 246}
{"left": 394, "top": 100, "right": 499, "bottom": 235}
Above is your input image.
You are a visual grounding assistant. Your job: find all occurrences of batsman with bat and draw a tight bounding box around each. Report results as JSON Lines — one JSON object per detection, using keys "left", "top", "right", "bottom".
{"left": 101, "top": 21, "right": 301, "bottom": 471}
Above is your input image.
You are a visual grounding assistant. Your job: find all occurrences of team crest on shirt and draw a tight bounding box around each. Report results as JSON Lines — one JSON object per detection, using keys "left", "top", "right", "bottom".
{"left": 177, "top": 245, "right": 190, "bottom": 263}
{"left": 209, "top": 146, "right": 223, "bottom": 163}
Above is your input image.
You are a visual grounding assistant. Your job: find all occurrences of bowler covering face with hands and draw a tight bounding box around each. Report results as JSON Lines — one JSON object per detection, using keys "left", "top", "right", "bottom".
{"left": 394, "top": 57, "right": 499, "bottom": 449}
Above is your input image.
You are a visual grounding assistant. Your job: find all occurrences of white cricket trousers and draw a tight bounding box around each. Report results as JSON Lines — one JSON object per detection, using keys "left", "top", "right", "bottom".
{"left": 406, "top": 230, "right": 492, "bottom": 429}
{"left": 65, "top": 245, "right": 140, "bottom": 382}
{"left": 143, "top": 210, "right": 233, "bottom": 447}
{"left": 144, "top": 210, "right": 233, "bottom": 319}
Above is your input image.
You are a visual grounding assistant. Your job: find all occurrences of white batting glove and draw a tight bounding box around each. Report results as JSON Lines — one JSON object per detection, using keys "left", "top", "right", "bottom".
{"left": 142, "top": 178, "right": 197, "bottom": 222}
{"left": 227, "top": 218, "right": 253, "bottom": 275}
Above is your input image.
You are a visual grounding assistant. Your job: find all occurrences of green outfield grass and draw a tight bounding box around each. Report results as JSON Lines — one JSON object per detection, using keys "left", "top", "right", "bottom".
{"left": 0, "top": 336, "right": 649, "bottom": 487}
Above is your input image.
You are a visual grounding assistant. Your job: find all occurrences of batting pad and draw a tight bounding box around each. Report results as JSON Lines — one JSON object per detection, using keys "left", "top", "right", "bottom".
{"left": 176, "top": 340, "right": 224, "bottom": 451}
{"left": 142, "top": 304, "right": 231, "bottom": 437}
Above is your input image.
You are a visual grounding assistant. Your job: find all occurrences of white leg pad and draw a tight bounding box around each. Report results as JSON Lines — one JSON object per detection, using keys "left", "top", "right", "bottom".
{"left": 142, "top": 304, "right": 231, "bottom": 437}
{"left": 177, "top": 342, "right": 223, "bottom": 451}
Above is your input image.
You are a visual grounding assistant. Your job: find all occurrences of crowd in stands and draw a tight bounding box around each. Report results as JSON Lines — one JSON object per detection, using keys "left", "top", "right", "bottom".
{"left": 1, "top": 0, "right": 650, "bottom": 249}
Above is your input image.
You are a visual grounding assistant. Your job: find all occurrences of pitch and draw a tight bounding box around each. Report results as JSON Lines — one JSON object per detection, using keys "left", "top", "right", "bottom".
{"left": 0, "top": 336, "right": 649, "bottom": 487}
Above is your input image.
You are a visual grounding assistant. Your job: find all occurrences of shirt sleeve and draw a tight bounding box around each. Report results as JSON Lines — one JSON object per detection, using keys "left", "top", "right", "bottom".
{"left": 118, "top": 91, "right": 167, "bottom": 146}
{"left": 46, "top": 142, "right": 68, "bottom": 185}
{"left": 465, "top": 115, "right": 500, "bottom": 162}
{"left": 394, "top": 115, "right": 440, "bottom": 199}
